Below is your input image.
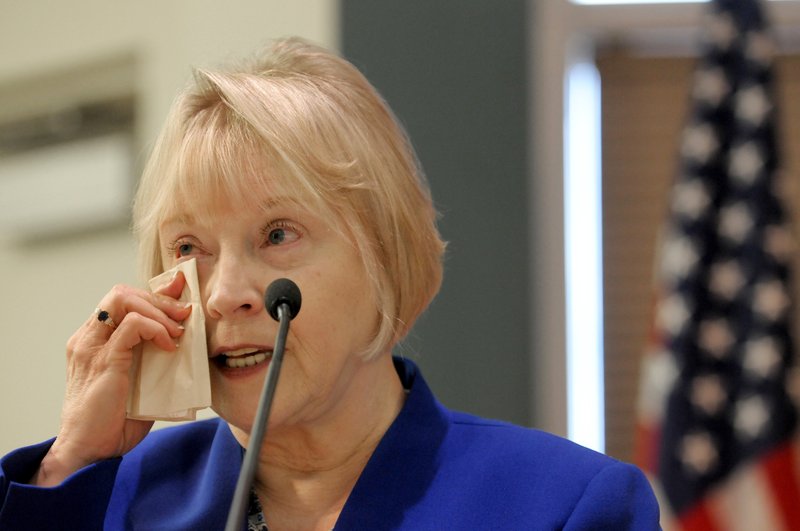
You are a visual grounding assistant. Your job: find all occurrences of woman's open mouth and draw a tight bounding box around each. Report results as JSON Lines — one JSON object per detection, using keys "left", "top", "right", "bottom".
{"left": 216, "top": 347, "right": 273, "bottom": 368}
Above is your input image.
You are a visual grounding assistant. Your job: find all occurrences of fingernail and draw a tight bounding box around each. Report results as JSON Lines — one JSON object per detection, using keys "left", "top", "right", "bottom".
{"left": 175, "top": 342, "right": 181, "bottom": 349}
{"left": 177, "top": 324, "right": 185, "bottom": 330}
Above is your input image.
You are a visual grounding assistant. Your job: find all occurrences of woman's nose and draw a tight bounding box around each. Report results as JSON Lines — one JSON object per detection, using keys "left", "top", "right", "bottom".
{"left": 205, "top": 258, "right": 264, "bottom": 320}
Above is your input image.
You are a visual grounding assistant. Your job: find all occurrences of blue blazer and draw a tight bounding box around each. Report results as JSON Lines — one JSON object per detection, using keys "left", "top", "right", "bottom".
{"left": 0, "top": 358, "right": 660, "bottom": 530}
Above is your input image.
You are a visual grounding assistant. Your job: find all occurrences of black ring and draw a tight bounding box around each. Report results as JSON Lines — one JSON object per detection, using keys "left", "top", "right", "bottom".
{"left": 95, "top": 308, "right": 117, "bottom": 330}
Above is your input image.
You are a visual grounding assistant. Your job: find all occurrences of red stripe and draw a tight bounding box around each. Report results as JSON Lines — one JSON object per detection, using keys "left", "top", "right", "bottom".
{"left": 761, "top": 441, "right": 800, "bottom": 530}
{"left": 633, "top": 422, "right": 661, "bottom": 475}
{"left": 678, "top": 500, "right": 720, "bottom": 531}
{"left": 635, "top": 292, "right": 664, "bottom": 475}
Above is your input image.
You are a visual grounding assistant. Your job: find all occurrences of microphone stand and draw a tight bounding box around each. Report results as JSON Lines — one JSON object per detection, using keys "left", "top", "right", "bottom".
{"left": 224, "top": 303, "right": 291, "bottom": 531}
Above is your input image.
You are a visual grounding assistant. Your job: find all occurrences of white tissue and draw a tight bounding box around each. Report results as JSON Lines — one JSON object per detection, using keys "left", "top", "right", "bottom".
{"left": 126, "top": 258, "right": 211, "bottom": 421}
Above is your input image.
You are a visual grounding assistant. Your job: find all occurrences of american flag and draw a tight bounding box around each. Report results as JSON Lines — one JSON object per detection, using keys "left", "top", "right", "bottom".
{"left": 635, "top": 0, "right": 800, "bottom": 529}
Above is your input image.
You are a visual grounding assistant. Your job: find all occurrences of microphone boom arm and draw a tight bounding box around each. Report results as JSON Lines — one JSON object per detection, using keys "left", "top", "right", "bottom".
{"left": 224, "top": 303, "right": 291, "bottom": 531}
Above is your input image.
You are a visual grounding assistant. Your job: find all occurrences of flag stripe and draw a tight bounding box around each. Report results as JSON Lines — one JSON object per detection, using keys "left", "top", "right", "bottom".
{"left": 678, "top": 500, "right": 720, "bottom": 531}
{"left": 762, "top": 441, "right": 800, "bottom": 530}
{"left": 634, "top": 420, "right": 660, "bottom": 473}
{"left": 711, "top": 464, "right": 784, "bottom": 531}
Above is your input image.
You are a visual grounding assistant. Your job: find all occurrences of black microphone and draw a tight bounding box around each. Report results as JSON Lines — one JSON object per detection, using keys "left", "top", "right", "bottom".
{"left": 224, "top": 278, "right": 302, "bottom": 531}
{"left": 265, "top": 278, "right": 302, "bottom": 321}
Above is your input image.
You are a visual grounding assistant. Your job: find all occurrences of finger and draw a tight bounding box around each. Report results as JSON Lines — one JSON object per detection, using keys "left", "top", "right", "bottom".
{"left": 149, "top": 293, "right": 193, "bottom": 324}
{"left": 153, "top": 270, "right": 187, "bottom": 299}
{"left": 123, "top": 294, "right": 190, "bottom": 338}
{"left": 76, "top": 307, "right": 118, "bottom": 344}
{"left": 108, "top": 312, "right": 180, "bottom": 353}
{"left": 151, "top": 270, "right": 192, "bottom": 324}
{"left": 93, "top": 284, "right": 190, "bottom": 338}
{"left": 68, "top": 311, "right": 177, "bottom": 369}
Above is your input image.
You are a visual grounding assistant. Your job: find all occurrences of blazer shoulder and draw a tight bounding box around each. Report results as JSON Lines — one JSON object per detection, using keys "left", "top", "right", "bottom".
{"left": 447, "top": 410, "right": 619, "bottom": 474}
{"left": 439, "top": 412, "right": 660, "bottom": 528}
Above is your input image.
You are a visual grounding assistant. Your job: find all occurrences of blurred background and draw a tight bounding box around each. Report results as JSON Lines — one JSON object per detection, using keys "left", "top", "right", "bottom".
{"left": 1, "top": 0, "right": 799, "bottom": 482}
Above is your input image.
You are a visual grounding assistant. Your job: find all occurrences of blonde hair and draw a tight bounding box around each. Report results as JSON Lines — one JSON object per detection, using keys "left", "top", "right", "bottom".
{"left": 132, "top": 37, "right": 445, "bottom": 358}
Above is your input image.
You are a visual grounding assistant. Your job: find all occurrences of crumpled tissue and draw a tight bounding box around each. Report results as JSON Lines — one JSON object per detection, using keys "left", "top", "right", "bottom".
{"left": 126, "top": 258, "right": 211, "bottom": 421}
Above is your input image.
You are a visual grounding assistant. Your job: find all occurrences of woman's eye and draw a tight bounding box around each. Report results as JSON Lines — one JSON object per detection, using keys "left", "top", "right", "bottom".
{"left": 268, "top": 228, "right": 286, "bottom": 245}
{"left": 262, "top": 221, "right": 301, "bottom": 247}
{"left": 168, "top": 240, "right": 196, "bottom": 258}
{"left": 264, "top": 223, "right": 301, "bottom": 247}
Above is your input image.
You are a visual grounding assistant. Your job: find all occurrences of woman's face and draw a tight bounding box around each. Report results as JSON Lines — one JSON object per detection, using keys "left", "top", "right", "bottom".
{"left": 158, "top": 175, "right": 381, "bottom": 434}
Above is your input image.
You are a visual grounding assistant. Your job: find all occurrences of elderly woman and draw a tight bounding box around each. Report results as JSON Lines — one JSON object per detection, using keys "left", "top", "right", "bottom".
{"left": 0, "top": 38, "right": 659, "bottom": 530}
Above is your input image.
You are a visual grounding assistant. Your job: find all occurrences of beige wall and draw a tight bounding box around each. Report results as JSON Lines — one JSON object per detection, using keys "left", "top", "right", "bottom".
{"left": 0, "top": 0, "right": 338, "bottom": 455}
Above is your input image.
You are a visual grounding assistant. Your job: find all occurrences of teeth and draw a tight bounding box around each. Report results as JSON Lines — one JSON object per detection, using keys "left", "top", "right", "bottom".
{"left": 225, "top": 347, "right": 261, "bottom": 357}
{"left": 224, "top": 351, "right": 270, "bottom": 368}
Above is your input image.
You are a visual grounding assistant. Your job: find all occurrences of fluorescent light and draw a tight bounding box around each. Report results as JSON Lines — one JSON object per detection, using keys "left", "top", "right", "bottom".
{"left": 571, "top": 0, "right": 707, "bottom": 4}
{"left": 564, "top": 61, "right": 605, "bottom": 453}
{"left": 573, "top": 0, "right": 786, "bottom": 3}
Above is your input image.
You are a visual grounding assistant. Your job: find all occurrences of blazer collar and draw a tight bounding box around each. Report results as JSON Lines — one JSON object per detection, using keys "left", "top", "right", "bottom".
{"left": 335, "top": 356, "right": 449, "bottom": 529}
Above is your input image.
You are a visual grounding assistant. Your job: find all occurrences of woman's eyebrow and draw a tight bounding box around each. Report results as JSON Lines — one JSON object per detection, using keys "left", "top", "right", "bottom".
{"left": 256, "top": 196, "right": 305, "bottom": 213}
{"left": 159, "top": 196, "right": 301, "bottom": 226}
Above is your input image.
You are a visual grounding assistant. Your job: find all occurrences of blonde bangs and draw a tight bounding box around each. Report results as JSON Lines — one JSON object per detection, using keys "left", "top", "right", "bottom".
{"left": 169, "top": 103, "right": 287, "bottom": 222}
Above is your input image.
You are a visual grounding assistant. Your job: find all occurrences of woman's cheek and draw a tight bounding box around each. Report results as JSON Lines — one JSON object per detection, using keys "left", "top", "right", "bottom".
{"left": 261, "top": 249, "right": 308, "bottom": 273}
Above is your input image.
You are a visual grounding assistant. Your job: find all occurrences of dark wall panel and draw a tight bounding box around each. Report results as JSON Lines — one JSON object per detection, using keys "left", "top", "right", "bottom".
{"left": 342, "top": 0, "right": 532, "bottom": 425}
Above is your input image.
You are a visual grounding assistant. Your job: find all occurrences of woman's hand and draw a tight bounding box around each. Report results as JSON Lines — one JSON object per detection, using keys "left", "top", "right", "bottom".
{"left": 31, "top": 272, "right": 192, "bottom": 487}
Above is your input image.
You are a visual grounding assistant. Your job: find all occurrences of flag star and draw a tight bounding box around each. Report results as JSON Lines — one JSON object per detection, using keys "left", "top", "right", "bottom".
{"left": 707, "top": 11, "right": 737, "bottom": 50}
{"left": 736, "top": 86, "right": 772, "bottom": 126}
{"left": 718, "top": 203, "right": 753, "bottom": 243}
{"left": 728, "top": 142, "right": 763, "bottom": 185}
{"left": 699, "top": 318, "right": 735, "bottom": 359}
{"left": 746, "top": 31, "right": 775, "bottom": 66}
{"left": 786, "top": 367, "right": 800, "bottom": 409}
{"left": 680, "top": 431, "right": 719, "bottom": 476}
{"left": 638, "top": 349, "right": 679, "bottom": 421}
{"left": 734, "top": 395, "right": 770, "bottom": 440}
{"left": 743, "top": 337, "right": 782, "bottom": 379}
{"left": 672, "top": 180, "right": 711, "bottom": 220}
{"left": 661, "top": 233, "right": 699, "bottom": 282}
{"left": 693, "top": 66, "right": 730, "bottom": 106}
{"left": 764, "top": 225, "right": 795, "bottom": 263}
{"left": 709, "top": 260, "right": 746, "bottom": 301}
{"left": 753, "top": 279, "right": 790, "bottom": 321}
{"left": 691, "top": 374, "right": 728, "bottom": 415}
{"left": 658, "top": 294, "right": 692, "bottom": 337}
{"left": 681, "top": 123, "right": 719, "bottom": 164}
